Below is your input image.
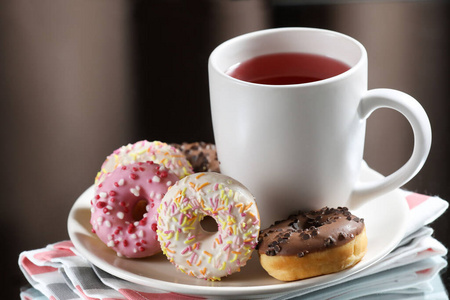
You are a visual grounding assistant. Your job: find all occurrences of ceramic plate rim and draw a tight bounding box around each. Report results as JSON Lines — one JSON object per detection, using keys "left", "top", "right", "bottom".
{"left": 68, "top": 164, "right": 409, "bottom": 297}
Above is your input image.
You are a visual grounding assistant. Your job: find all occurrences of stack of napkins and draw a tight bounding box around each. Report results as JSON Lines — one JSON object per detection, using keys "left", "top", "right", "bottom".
{"left": 19, "top": 191, "right": 448, "bottom": 300}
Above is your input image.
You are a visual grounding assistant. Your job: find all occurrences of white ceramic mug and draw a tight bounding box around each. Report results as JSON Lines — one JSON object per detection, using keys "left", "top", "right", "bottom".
{"left": 208, "top": 28, "right": 431, "bottom": 227}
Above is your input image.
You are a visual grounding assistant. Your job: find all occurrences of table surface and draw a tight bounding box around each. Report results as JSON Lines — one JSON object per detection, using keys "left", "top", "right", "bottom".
{"left": 1, "top": 0, "right": 449, "bottom": 298}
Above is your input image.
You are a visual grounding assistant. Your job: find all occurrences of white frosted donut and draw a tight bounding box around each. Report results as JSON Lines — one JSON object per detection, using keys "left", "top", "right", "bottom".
{"left": 157, "top": 172, "right": 260, "bottom": 280}
{"left": 95, "top": 140, "right": 193, "bottom": 188}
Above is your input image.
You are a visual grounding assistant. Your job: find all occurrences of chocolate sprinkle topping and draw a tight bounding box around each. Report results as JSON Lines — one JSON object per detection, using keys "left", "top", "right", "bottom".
{"left": 301, "top": 233, "right": 311, "bottom": 240}
{"left": 257, "top": 207, "right": 365, "bottom": 257}
{"left": 171, "top": 142, "right": 220, "bottom": 173}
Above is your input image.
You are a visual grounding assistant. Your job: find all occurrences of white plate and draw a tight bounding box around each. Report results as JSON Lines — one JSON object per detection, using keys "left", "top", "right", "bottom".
{"left": 68, "top": 163, "right": 409, "bottom": 298}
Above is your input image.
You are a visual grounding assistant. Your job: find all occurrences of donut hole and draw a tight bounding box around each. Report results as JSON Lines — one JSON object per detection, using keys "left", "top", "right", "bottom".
{"left": 200, "top": 215, "right": 218, "bottom": 233}
{"left": 132, "top": 199, "right": 148, "bottom": 221}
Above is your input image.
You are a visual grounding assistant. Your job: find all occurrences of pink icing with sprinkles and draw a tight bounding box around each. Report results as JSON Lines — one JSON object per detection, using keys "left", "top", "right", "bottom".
{"left": 90, "top": 161, "right": 179, "bottom": 258}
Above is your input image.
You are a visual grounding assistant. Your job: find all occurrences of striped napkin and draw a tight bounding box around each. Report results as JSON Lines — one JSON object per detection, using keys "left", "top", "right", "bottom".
{"left": 19, "top": 192, "right": 448, "bottom": 300}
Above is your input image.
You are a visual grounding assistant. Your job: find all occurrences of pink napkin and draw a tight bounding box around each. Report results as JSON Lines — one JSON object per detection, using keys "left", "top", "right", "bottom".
{"left": 19, "top": 192, "right": 448, "bottom": 300}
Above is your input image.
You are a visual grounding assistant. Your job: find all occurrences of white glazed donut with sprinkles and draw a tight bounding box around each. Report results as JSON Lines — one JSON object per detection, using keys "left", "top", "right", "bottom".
{"left": 91, "top": 161, "right": 179, "bottom": 258}
{"left": 157, "top": 172, "right": 260, "bottom": 280}
{"left": 95, "top": 140, "right": 193, "bottom": 188}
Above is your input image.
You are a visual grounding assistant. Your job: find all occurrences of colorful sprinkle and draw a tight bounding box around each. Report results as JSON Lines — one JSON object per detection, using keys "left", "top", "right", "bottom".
{"left": 157, "top": 172, "right": 260, "bottom": 280}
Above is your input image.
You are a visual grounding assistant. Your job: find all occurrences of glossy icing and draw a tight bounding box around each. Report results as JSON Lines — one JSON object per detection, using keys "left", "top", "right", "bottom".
{"left": 157, "top": 172, "right": 260, "bottom": 280}
{"left": 257, "top": 207, "right": 364, "bottom": 257}
{"left": 95, "top": 140, "right": 193, "bottom": 188}
{"left": 90, "top": 161, "right": 179, "bottom": 258}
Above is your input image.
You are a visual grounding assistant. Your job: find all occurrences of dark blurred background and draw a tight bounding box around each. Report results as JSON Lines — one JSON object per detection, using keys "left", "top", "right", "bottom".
{"left": 1, "top": 0, "right": 449, "bottom": 298}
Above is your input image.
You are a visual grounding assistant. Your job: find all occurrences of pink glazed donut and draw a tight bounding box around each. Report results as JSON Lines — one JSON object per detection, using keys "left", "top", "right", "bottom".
{"left": 90, "top": 161, "right": 179, "bottom": 258}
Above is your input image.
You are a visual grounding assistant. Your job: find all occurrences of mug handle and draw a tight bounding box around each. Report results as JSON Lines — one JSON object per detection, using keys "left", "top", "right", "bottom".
{"left": 348, "top": 88, "right": 432, "bottom": 208}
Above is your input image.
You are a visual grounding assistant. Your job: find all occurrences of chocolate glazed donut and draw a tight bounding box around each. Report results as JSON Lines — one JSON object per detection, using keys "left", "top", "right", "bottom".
{"left": 257, "top": 207, "right": 367, "bottom": 281}
{"left": 172, "top": 142, "right": 220, "bottom": 173}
